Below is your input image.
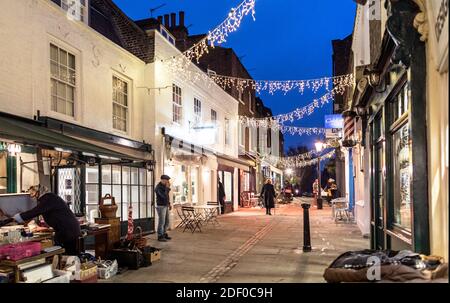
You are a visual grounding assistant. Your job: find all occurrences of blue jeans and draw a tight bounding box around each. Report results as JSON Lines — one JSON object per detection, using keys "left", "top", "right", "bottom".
{"left": 156, "top": 205, "right": 170, "bottom": 237}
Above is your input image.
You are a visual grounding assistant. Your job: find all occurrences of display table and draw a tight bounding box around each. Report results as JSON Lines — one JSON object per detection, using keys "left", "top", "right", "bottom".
{"left": 0, "top": 248, "right": 65, "bottom": 283}
{"left": 79, "top": 227, "right": 110, "bottom": 259}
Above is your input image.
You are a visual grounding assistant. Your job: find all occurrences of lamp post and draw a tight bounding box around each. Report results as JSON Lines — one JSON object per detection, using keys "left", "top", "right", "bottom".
{"left": 315, "top": 141, "right": 324, "bottom": 210}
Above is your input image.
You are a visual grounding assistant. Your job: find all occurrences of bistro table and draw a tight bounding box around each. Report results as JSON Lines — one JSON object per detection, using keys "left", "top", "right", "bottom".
{"left": 330, "top": 198, "right": 350, "bottom": 221}
{"left": 191, "top": 205, "right": 220, "bottom": 226}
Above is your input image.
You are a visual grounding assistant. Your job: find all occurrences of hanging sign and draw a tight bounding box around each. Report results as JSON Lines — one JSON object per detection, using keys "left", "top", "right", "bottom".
{"left": 324, "top": 115, "right": 344, "bottom": 129}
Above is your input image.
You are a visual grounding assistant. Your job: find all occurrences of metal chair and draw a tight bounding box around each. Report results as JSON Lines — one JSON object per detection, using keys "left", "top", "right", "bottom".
{"left": 181, "top": 206, "right": 202, "bottom": 233}
{"left": 206, "top": 202, "right": 220, "bottom": 226}
{"left": 334, "top": 201, "right": 350, "bottom": 222}
{"left": 175, "top": 205, "right": 189, "bottom": 229}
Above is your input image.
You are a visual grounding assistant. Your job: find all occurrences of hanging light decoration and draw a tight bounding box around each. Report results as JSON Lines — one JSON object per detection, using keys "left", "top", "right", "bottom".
{"left": 281, "top": 150, "right": 336, "bottom": 169}
{"left": 7, "top": 143, "right": 21, "bottom": 156}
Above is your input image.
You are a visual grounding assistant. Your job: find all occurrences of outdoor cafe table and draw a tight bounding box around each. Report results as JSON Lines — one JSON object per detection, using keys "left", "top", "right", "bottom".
{"left": 191, "top": 205, "right": 220, "bottom": 225}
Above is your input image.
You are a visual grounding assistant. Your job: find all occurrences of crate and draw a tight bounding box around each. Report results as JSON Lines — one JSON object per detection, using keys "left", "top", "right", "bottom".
{"left": 1, "top": 242, "right": 41, "bottom": 261}
{"left": 74, "top": 262, "right": 97, "bottom": 281}
{"left": 141, "top": 247, "right": 161, "bottom": 266}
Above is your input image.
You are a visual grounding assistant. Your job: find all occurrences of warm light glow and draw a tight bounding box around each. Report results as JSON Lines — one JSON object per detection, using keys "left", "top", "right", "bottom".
{"left": 315, "top": 142, "right": 324, "bottom": 153}
{"left": 7, "top": 143, "right": 21, "bottom": 156}
{"left": 285, "top": 168, "right": 293, "bottom": 175}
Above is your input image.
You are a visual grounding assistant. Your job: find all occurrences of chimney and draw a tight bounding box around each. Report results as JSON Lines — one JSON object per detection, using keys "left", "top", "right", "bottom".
{"left": 164, "top": 14, "right": 170, "bottom": 27}
{"left": 157, "top": 16, "right": 163, "bottom": 24}
{"left": 179, "top": 11, "right": 185, "bottom": 27}
{"left": 170, "top": 13, "right": 176, "bottom": 28}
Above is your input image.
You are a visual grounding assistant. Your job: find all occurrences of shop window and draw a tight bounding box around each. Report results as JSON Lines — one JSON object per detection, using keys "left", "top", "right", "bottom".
{"left": 389, "top": 83, "right": 412, "bottom": 231}
{"left": 171, "top": 164, "right": 188, "bottom": 204}
{"left": 85, "top": 165, "right": 99, "bottom": 222}
{"left": 172, "top": 84, "right": 182, "bottom": 124}
{"left": 112, "top": 76, "right": 128, "bottom": 132}
{"left": 57, "top": 167, "right": 82, "bottom": 215}
{"left": 224, "top": 118, "right": 230, "bottom": 146}
{"left": 50, "top": 44, "right": 76, "bottom": 117}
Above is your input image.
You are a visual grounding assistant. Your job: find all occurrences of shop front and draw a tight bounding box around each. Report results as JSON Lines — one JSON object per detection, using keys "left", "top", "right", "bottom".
{"left": 353, "top": 3, "right": 430, "bottom": 254}
{"left": 0, "top": 113, "right": 155, "bottom": 236}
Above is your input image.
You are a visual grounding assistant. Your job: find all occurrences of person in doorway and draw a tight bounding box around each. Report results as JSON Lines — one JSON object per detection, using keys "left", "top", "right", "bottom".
{"left": 325, "top": 178, "right": 338, "bottom": 206}
{"left": 10, "top": 185, "right": 81, "bottom": 255}
{"left": 260, "top": 179, "right": 276, "bottom": 215}
{"left": 155, "top": 175, "right": 172, "bottom": 242}
{"left": 218, "top": 177, "right": 226, "bottom": 214}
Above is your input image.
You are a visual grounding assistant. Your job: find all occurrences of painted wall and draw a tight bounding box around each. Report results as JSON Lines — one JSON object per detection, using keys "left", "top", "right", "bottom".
{"left": 0, "top": 0, "right": 150, "bottom": 144}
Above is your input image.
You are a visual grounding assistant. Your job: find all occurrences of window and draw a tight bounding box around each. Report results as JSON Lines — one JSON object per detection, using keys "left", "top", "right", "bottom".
{"left": 112, "top": 76, "right": 128, "bottom": 132}
{"left": 267, "top": 129, "right": 272, "bottom": 149}
{"left": 53, "top": 0, "right": 88, "bottom": 23}
{"left": 390, "top": 83, "right": 411, "bottom": 231}
{"left": 50, "top": 44, "right": 76, "bottom": 117}
{"left": 239, "top": 124, "right": 245, "bottom": 147}
{"left": 160, "top": 26, "right": 175, "bottom": 45}
{"left": 224, "top": 118, "right": 230, "bottom": 146}
{"left": 172, "top": 84, "right": 182, "bottom": 124}
{"left": 194, "top": 98, "right": 202, "bottom": 123}
{"left": 248, "top": 91, "right": 253, "bottom": 112}
{"left": 211, "top": 109, "right": 217, "bottom": 123}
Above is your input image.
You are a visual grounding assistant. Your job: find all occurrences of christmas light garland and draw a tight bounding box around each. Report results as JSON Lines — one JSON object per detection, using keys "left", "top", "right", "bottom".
{"left": 167, "top": 0, "right": 256, "bottom": 66}
{"left": 239, "top": 89, "right": 337, "bottom": 128}
{"left": 209, "top": 73, "right": 354, "bottom": 95}
{"left": 278, "top": 126, "right": 326, "bottom": 136}
{"left": 281, "top": 149, "right": 336, "bottom": 168}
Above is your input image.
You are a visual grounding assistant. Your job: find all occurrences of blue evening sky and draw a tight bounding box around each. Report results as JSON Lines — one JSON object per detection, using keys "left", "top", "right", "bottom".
{"left": 114, "top": 0, "right": 357, "bottom": 151}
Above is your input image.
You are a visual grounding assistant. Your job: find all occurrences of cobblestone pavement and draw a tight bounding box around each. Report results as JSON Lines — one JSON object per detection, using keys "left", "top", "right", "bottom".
{"left": 105, "top": 198, "right": 369, "bottom": 283}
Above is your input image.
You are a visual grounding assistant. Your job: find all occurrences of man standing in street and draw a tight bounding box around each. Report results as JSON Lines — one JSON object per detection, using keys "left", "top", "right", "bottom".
{"left": 155, "top": 175, "right": 172, "bottom": 242}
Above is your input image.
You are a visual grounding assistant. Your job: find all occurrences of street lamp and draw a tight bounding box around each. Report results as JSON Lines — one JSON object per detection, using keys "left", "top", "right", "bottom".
{"left": 315, "top": 141, "right": 324, "bottom": 210}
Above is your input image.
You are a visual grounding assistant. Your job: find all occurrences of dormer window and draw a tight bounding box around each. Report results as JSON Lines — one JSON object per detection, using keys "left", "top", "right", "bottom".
{"left": 52, "top": 0, "right": 88, "bottom": 24}
{"left": 160, "top": 26, "right": 175, "bottom": 46}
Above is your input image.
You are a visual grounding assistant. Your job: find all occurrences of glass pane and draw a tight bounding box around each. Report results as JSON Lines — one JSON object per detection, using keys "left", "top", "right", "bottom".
{"left": 57, "top": 98, "right": 66, "bottom": 114}
{"left": 50, "top": 45, "right": 58, "bottom": 61}
{"left": 86, "top": 184, "right": 99, "bottom": 204}
{"left": 112, "top": 185, "right": 121, "bottom": 203}
{"left": 224, "top": 171, "right": 232, "bottom": 202}
{"left": 392, "top": 124, "right": 412, "bottom": 230}
{"left": 112, "top": 165, "right": 121, "bottom": 184}
{"left": 121, "top": 203, "right": 128, "bottom": 221}
{"left": 131, "top": 186, "right": 139, "bottom": 203}
{"left": 59, "top": 49, "right": 67, "bottom": 66}
{"left": 68, "top": 53, "right": 75, "bottom": 69}
{"left": 66, "top": 86, "right": 74, "bottom": 101}
{"left": 122, "top": 185, "right": 129, "bottom": 203}
{"left": 147, "top": 171, "right": 153, "bottom": 187}
{"left": 139, "top": 168, "right": 146, "bottom": 185}
{"left": 57, "top": 82, "right": 66, "bottom": 98}
{"left": 131, "top": 168, "right": 138, "bottom": 184}
{"left": 51, "top": 96, "right": 57, "bottom": 111}
{"left": 60, "top": 66, "right": 68, "bottom": 82}
{"left": 132, "top": 203, "right": 139, "bottom": 219}
{"left": 102, "top": 165, "right": 111, "bottom": 184}
{"left": 86, "top": 166, "right": 99, "bottom": 183}
{"left": 140, "top": 186, "right": 146, "bottom": 204}
{"left": 51, "top": 61, "right": 59, "bottom": 78}
{"left": 67, "top": 101, "right": 74, "bottom": 117}
{"left": 122, "top": 166, "right": 130, "bottom": 184}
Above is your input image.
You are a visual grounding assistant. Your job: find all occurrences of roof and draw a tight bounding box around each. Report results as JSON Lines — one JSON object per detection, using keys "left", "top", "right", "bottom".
{"left": 89, "top": 0, "right": 155, "bottom": 63}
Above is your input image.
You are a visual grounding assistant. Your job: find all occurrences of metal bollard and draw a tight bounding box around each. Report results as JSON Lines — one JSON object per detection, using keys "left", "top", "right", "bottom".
{"left": 301, "top": 203, "right": 312, "bottom": 252}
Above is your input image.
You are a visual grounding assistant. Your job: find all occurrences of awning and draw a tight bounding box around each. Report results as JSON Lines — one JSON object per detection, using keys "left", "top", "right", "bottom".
{"left": 216, "top": 153, "right": 251, "bottom": 172}
{"left": 0, "top": 114, "right": 140, "bottom": 161}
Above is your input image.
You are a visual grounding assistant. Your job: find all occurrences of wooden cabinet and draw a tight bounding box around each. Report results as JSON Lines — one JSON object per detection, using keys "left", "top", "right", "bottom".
{"left": 94, "top": 217, "right": 120, "bottom": 251}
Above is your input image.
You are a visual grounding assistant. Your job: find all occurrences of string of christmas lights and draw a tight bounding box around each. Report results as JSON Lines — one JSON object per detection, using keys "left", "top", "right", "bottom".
{"left": 209, "top": 73, "right": 354, "bottom": 95}
{"left": 278, "top": 126, "right": 326, "bottom": 136}
{"left": 167, "top": 0, "right": 256, "bottom": 66}
{"left": 239, "top": 88, "right": 337, "bottom": 127}
{"left": 281, "top": 150, "right": 336, "bottom": 168}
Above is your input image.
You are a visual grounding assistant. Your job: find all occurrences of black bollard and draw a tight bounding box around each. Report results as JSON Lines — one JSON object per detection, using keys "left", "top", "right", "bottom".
{"left": 301, "top": 203, "right": 312, "bottom": 252}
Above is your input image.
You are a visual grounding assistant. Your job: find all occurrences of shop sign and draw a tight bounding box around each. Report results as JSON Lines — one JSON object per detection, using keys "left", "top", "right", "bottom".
{"left": 429, "top": 0, "right": 449, "bottom": 72}
{"left": 324, "top": 115, "right": 344, "bottom": 129}
{"left": 326, "top": 128, "right": 342, "bottom": 139}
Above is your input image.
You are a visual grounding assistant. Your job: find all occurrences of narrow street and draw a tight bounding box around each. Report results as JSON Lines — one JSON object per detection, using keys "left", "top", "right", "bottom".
{"left": 107, "top": 199, "right": 368, "bottom": 283}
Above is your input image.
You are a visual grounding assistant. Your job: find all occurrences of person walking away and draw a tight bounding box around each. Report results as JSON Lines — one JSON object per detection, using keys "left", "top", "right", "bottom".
{"left": 218, "top": 178, "right": 226, "bottom": 214}
{"left": 261, "top": 179, "right": 276, "bottom": 215}
{"left": 10, "top": 185, "right": 81, "bottom": 255}
{"left": 155, "top": 175, "right": 172, "bottom": 242}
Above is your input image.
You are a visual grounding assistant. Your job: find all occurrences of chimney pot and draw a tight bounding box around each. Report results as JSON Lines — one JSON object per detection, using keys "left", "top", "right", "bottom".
{"left": 179, "top": 11, "right": 185, "bottom": 27}
{"left": 170, "top": 13, "right": 176, "bottom": 28}
{"left": 164, "top": 14, "right": 170, "bottom": 27}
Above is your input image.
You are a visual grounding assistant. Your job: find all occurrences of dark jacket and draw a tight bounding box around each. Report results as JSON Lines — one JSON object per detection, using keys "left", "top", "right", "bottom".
{"left": 20, "top": 193, "right": 81, "bottom": 244}
{"left": 155, "top": 182, "right": 170, "bottom": 206}
{"left": 261, "top": 183, "right": 276, "bottom": 208}
{"left": 218, "top": 181, "right": 226, "bottom": 203}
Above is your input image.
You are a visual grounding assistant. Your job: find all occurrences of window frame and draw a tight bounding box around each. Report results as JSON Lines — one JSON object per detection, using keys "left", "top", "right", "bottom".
{"left": 112, "top": 75, "right": 129, "bottom": 133}
{"left": 50, "top": 43, "right": 77, "bottom": 118}
{"left": 194, "top": 98, "right": 202, "bottom": 124}
{"left": 172, "top": 84, "right": 183, "bottom": 125}
{"left": 53, "top": 0, "right": 89, "bottom": 24}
